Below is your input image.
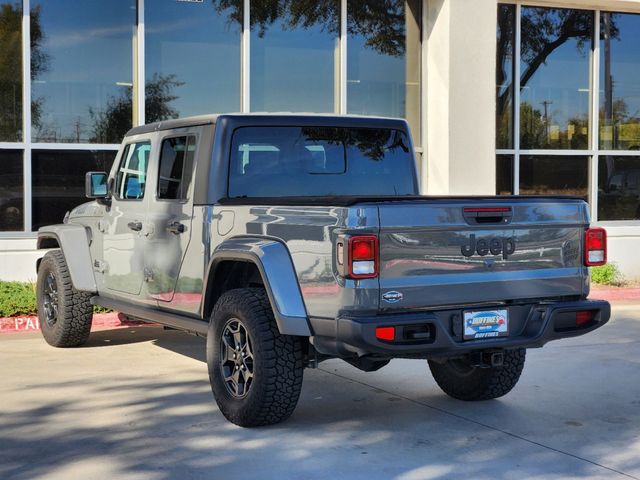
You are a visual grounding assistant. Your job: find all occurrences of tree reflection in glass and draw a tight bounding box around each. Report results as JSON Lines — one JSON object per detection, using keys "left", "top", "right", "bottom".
{"left": 30, "top": 0, "right": 135, "bottom": 144}
{"left": 496, "top": 4, "right": 515, "bottom": 149}
{"left": 519, "top": 7, "right": 594, "bottom": 150}
{"left": 145, "top": 0, "right": 241, "bottom": 120}
{"left": 600, "top": 13, "right": 640, "bottom": 151}
{"left": 0, "top": 2, "right": 23, "bottom": 142}
{"left": 248, "top": 0, "right": 339, "bottom": 113}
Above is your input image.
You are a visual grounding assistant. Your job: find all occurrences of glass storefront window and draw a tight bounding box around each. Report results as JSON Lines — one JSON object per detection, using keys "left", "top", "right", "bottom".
{"left": 600, "top": 13, "right": 640, "bottom": 151}
{"left": 496, "top": 4, "right": 515, "bottom": 150}
{"left": 347, "top": 0, "right": 421, "bottom": 145}
{"left": 519, "top": 155, "right": 589, "bottom": 200}
{"left": 0, "top": 150, "right": 23, "bottom": 231}
{"left": 520, "top": 7, "right": 593, "bottom": 150}
{"left": 0, "top": 2, "right": 22, "bottom": 142}
{"left": 496, "top": 155, "right": 514, "bottom": 195}
{"left": 31, "top": 0, "right": 135, "bottom": 144}
{"left": 31, "top": 150, "right": 116, "bottom": 230}
{"left": 145, "top": 0, "right": 241, "bottom": 120}
{"left": 598, "top": 156, "right": 640, "bottom": 220}
{"left": 250, "top": 1, "right": 338, "bottom": 113}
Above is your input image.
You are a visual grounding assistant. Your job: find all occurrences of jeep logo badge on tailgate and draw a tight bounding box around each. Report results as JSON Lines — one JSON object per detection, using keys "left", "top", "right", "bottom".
{"left": 461, "top": 234, "right": 516, "bottom": 259}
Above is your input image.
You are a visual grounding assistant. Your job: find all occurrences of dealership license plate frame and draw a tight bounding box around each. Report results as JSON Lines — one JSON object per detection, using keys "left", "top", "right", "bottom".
{"left": 463, "top": 309, "right": 509, "bottom": 340}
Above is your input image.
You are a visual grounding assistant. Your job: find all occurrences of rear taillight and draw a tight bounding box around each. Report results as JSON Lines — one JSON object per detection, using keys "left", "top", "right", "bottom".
{"left": 585, "top": 228, "right": 607, "bottom": 266}
{"left": 348, "top": 235, "right": 378, "bottom": 279}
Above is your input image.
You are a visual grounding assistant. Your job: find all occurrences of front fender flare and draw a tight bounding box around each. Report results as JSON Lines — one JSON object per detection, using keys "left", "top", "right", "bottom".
{"left": 205, "top": 237, "right": 311, "bottom": 336}
{"left": 37, "top": 224, "right": 97, "bottom": 292}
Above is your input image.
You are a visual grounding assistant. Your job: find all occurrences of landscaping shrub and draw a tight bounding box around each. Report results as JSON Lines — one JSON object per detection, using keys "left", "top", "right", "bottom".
{"left": 0, "top": 281, "right": 111, "bottom": 317}
{"left": 590, "top": 263, "right": 622, "bottom": 286}
{"left": 0, "top": 281, "right": 36, "bottom": 317}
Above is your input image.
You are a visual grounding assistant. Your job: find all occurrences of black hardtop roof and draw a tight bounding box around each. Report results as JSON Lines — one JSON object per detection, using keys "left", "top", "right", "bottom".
{"left": 124, "top": 113, "right": 410, "bottom": 137}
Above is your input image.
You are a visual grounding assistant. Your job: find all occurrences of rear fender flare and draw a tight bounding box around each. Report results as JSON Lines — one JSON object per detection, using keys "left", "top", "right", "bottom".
{"left": 37, "top": 224, "right": 97, "bottom": 292}
{"left": 203, "top": 237, "right": 311, "bottom": 336}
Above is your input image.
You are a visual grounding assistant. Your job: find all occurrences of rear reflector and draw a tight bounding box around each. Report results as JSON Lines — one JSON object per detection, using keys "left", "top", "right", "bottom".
{"left": 348, "top": 236, "right": 378, "bottom": 279}
{"left": 576, "top": 310, "right": 595, "bottom": 327}
{"left": 375, "top": 327, "right": 395, "bottom": 341}
{"left": 585, "top": 228, "right": 607, "bottom": 266}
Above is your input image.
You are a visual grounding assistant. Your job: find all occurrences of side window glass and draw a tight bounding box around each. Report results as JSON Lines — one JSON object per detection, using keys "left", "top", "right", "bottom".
{"left": 115, "top": 141, "right": 151, "bottom": 200}
{"left": 158, "top": 136, "right": 196, "bottom": 200}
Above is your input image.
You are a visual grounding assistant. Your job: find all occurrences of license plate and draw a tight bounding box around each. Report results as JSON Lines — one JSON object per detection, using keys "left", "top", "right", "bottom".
{"left": 463, "top": 309, "right": 508, "bottom": 340}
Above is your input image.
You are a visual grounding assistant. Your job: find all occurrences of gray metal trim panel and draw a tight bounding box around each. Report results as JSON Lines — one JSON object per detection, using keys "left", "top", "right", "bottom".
{"left": 204, "top": 237, "right": 312, "bottom": 336}
{"left": 37, "top": 224, "right": 97, "bottom": 292}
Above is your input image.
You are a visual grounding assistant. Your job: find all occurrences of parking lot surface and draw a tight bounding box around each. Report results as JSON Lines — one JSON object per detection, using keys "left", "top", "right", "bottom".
{"left": 1, "top": 305, "right": 639, "bottom": 480}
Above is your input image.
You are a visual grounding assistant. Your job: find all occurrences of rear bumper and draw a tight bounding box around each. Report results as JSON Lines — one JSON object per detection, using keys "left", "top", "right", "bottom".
{"left": 310, "top": 299, "right": 611, "bottom": 358}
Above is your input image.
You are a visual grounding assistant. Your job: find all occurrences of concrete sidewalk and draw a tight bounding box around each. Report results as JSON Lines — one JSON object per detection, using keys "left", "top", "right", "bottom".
{"left": 0, "top": 305, "right": 639, "bottom": 480}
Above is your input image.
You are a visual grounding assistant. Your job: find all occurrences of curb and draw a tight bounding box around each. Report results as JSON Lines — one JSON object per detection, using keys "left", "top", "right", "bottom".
{"left": 0, "top": 312, "right": 152, "bottom": 334}
{"left": 589, "top": 286, "right": 640, "bottom": 303}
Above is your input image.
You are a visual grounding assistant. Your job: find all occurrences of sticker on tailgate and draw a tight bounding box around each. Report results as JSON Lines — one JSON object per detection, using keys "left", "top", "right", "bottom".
{"left": 463, "top": 309, "right": 508, "bottom": 340}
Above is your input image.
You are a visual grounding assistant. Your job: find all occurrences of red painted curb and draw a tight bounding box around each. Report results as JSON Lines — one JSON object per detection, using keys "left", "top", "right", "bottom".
{"left": 589, "top": 286, "right": 640, "bottom": 303}
{"left": 0, "top": 312, "right": 152, "bottom": 334}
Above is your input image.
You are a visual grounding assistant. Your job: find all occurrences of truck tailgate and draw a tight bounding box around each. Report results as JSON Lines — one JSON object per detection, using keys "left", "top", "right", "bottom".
{"left": 377, "top": 198, "right": 589, "bottom": 311}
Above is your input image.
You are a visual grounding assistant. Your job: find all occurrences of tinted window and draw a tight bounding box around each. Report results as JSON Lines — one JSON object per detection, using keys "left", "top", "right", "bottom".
{"left": 229, "top": 126, "right": 416, "bottom": 198}
{"left": 158, "top": 136, "right": 196, "bottom": 200}
{"left": 32, "top": 149, "right": 116, "bottom": 230}
{"left": 519, "top": 155, "right": 589, "bottom": 200}
{"left": 496, "top": 155, "right": 514, "bottom": 195}
{"left": 598, "top": 156, "right": 640, "bottom": 220}
{"left": 0, "top": 149, "right": 23, "bottom": 231}
{"left": 115, "top": 142, "right": 151, "bottom": 200}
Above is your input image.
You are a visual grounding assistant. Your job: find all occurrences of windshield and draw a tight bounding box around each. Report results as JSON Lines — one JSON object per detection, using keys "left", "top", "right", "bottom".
{"left": 228, "top": 126, "right": 417, "bottom": 198}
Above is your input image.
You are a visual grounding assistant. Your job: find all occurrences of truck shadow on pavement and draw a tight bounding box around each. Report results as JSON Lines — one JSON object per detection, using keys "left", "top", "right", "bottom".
{"left": 1, "top": 316, "right": 639, "bottom": 480}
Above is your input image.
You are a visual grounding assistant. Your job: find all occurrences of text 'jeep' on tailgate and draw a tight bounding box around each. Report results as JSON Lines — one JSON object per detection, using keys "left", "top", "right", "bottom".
{"left": 35, "top": 114, "right": 610, "bottom": 427}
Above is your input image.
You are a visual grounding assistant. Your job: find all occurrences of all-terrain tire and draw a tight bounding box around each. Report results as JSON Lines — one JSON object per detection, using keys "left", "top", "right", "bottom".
{"left": 36, "top": 249, "right": 93, "bottom": 347}
{"left": 428, "top": 349, "right": 526, "bottom": 401}
{"left": 207, "top": 288, "right": 304, "bottom": 427}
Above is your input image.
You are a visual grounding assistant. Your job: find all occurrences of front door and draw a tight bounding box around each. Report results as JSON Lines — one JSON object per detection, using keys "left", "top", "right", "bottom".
{"left": 145, "top": 134, "right": 196, "bottom": 303}
{"left": 101, "top": 140, "right": 152, "bottom": 296}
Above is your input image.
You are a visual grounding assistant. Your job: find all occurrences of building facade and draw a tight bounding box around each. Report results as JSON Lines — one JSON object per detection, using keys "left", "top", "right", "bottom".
{"left": 0, "top": 0, "right": 639, "bottom": 281}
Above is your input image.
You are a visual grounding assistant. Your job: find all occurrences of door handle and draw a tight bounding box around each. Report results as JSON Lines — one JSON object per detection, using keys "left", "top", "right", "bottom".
{"left": 127, "top": 221, "right": 143, "bottom": 231}
{"left": 168, "top": 221, "right": 186, "bottom": 234}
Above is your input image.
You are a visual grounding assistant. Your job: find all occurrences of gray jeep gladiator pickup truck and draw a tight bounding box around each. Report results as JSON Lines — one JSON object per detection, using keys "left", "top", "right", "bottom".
{"left": 35, "top": 114, "right": 611, "bottom": 427}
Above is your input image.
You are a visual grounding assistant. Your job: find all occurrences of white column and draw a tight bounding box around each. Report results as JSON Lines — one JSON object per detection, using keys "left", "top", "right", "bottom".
{"left": 424, "top": 0, "right": 497, "bottom": 195}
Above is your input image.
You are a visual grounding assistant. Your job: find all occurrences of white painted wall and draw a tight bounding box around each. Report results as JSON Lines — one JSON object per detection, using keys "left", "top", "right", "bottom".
{"left": 599, "top": 226, "right": 640, "bottom": 281}
{"left": 0, "top": 239, "right": 42, "bottom": 283}
{"left": 424, "top": 0, "right": 497, "bottom": 195}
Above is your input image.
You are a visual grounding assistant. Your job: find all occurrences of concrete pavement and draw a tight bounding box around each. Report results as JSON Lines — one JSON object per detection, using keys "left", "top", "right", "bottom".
{"left": 1, "top": 305, "right": 639, "bottom": 480}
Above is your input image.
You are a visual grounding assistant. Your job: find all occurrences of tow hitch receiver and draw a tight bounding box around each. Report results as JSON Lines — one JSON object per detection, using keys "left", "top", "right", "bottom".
{"left": 470, "top": 351, "right": 505, "bottom": 368}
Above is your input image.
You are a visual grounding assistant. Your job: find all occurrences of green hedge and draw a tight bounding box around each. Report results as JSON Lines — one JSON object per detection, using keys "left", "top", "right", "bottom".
{"left": 591, "top": 263, "right": 622, "bottom": 286}
{"left": 0, "top": 281, "right": 111, "bottom": 317}
{"left": 0, "top": 282, "right": 37, "bottom": 317}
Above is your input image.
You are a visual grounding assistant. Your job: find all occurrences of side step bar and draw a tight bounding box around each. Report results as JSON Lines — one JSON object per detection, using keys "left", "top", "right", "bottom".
{"left": 91, "top": 296, "right": 208, "bottom": 336}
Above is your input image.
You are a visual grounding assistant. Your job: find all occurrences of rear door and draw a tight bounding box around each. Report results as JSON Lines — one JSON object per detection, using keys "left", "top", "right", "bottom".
{"left": 377, "top": 198, "right": 589, "bottom": 311}
{"left": 145, "top": 132, "right": 197, "bottom": 304}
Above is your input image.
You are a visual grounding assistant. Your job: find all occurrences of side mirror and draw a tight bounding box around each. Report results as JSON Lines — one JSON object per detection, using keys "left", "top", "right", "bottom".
{"left": 85, "top": 172, "right": 109, "bottom": 198}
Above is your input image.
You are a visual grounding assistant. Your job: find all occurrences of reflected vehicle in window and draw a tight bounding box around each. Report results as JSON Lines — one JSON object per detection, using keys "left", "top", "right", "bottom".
{"left": 598, "top": 157, "right": 640, "bottom": 220}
